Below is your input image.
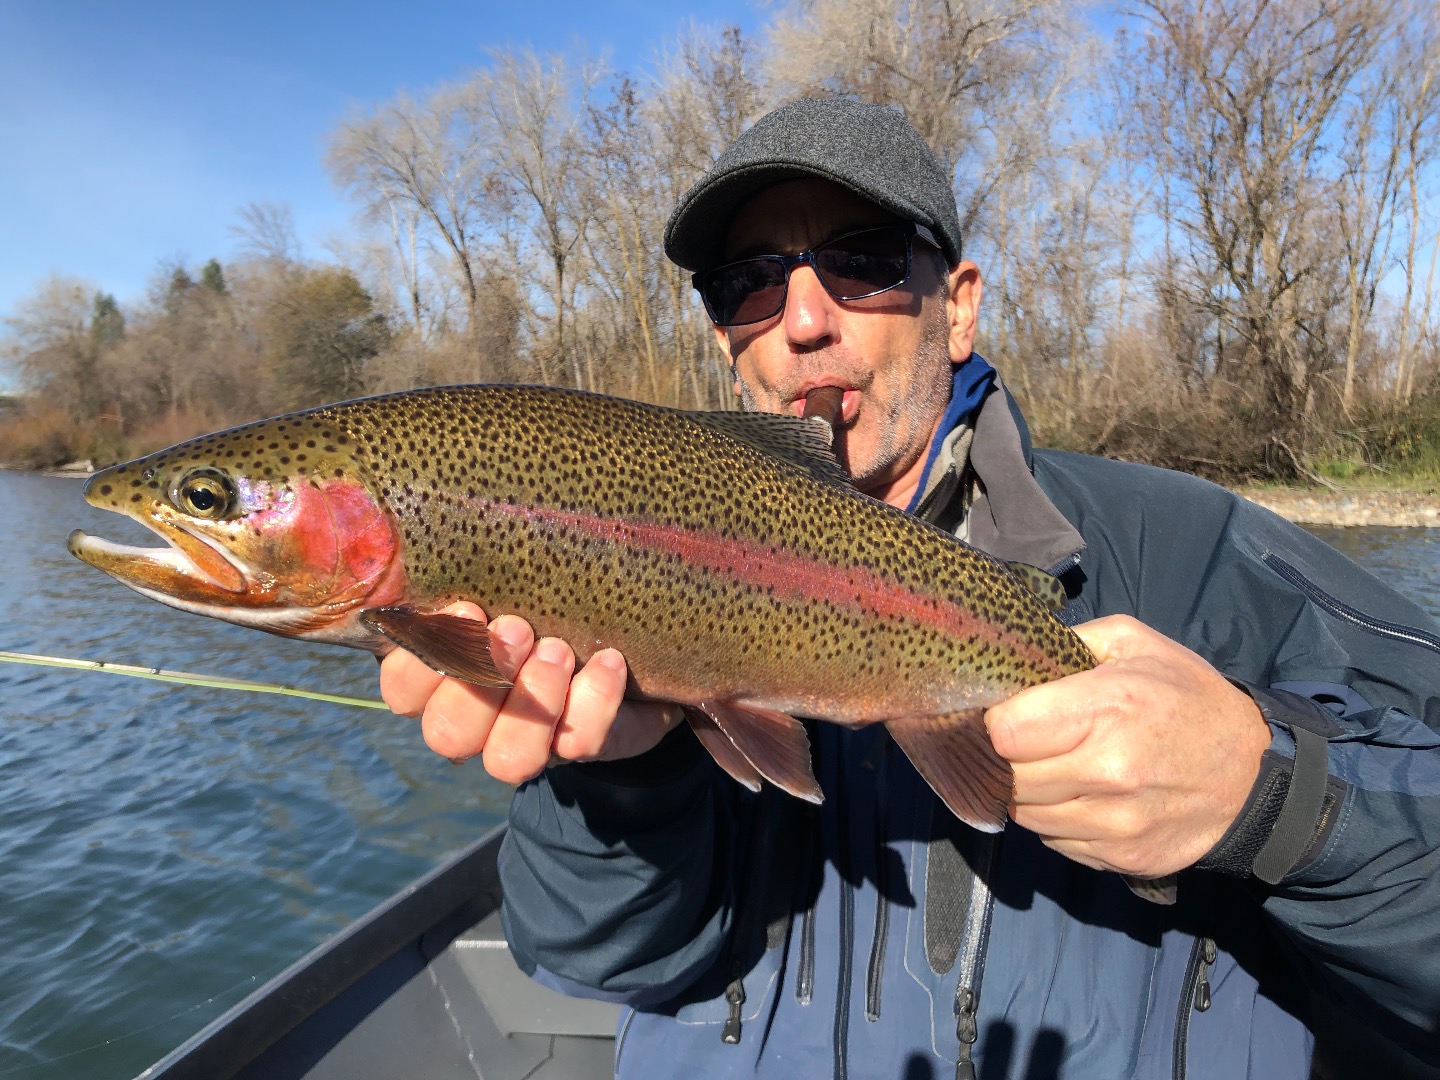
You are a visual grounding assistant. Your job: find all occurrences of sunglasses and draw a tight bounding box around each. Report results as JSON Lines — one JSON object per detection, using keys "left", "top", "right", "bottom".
{"left": 693, "top": 222, "right": 942, "bottom": 327}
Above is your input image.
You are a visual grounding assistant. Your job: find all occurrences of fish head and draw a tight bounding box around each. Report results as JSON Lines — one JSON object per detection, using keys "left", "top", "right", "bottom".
{"left": 67, "top": 414, "right": 408, "bottom": 640}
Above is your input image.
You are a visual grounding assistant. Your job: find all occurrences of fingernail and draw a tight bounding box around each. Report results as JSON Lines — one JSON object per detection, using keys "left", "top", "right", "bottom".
{"left": 535, "top": 638, "right": 569, "bottom": 665}
{"left": 590, "top": 649, "right": 624, "bottom": 674}
{"left": 449, "top": 754, "right": 473, "bottom": 766}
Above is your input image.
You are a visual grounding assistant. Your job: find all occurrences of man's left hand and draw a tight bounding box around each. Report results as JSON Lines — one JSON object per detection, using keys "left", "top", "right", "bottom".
{"left": 984, "top": 614, "right": 1272, "bottom": 879}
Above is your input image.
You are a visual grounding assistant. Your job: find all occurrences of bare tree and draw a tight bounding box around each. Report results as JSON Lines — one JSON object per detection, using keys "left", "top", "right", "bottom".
{"left": 327, "top": 90, "right": 499, "bottom": 374}
{"left": 574, "top": 24, "right": 765, "bottom": 407}
{"left": 1, "top": 275, "right": 99, "bottom": 418}
{"left": 230, "top": 201, "right": 301, "bottom": 265}
{"left": 765, "top": 0, "right": 1073, "bottom": 236}
{"left": 1120, "top": 0, "right": 1393, "bottom": 450}
{"left": 648, "top": 23, "right": 769, "bottom": 407}
{"left": 1388, "top": 1, "right": 1440, "bottom": 402}
{"left": 455, "top": 49, "right": 600, "bottom": 388}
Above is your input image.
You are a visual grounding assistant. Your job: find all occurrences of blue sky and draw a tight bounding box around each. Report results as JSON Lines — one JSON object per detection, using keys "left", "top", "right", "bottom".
{"left": 0, "top": 0, "right": 759, "bottom": 329}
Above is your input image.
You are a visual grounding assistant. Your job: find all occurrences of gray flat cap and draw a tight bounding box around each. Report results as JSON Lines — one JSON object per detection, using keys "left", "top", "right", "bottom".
{"left": 664, "top": 97, "right": 962, "bottom": 272}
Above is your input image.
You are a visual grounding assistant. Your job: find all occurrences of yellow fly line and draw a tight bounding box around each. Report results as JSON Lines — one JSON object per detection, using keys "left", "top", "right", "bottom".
{"left": 0, "top": 649, "right": 389, "bottom": 710}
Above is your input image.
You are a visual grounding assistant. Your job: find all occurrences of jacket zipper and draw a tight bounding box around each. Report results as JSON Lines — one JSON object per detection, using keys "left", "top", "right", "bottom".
{"left": 1263, "top": 553, "right": 1440, "bottom": 653}
{"left": 1172, "top": 935, "right": 1216, "bottom": 1080}
{"left": 832, "top": 761, "right": 854, "bottom": 1080}
{"left": 720, "top": 789, "right": 779, "bottom": 1045}
{"left": 796, "top": 800, "right": 819, "bottom": 1006}
{"left": 953, "top": 832, "right": 999, "bottom": 1080}
{"left": 864, "top": 733, "right": 891, "bottom": 1022}
{"left": 722, "top": 979, "right": 745, "bottom": 1044}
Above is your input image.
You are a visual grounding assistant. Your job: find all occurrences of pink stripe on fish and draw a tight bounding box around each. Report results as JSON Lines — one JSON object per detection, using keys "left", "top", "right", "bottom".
{"left": 481, "top": 499, "right": 1068, "bottom": 678}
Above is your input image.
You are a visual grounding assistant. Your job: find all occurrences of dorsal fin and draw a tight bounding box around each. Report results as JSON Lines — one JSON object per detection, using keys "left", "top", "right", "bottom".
{"left": 687, "top": 410, "right": 853, "bottom": 488}
{"left": 1003, "top": 560, "right": 1067, "bottom": 612}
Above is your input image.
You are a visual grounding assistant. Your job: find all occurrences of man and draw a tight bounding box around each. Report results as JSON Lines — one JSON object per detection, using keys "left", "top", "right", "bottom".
{"left": 381, "top": 99, "right": 1440, "bottom": 1077}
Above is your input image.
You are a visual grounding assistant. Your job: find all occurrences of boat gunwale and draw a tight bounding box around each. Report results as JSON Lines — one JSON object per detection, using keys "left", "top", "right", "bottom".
{"left": 135, "top": 825, "right": 506, "bottom": 1080}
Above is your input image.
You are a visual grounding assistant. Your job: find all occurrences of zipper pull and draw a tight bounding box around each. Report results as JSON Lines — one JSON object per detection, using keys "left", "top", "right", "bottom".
{"left": 1193, "top": 937, "right": 1217, "bottom": 1014}
{"left": 955, "top": 985, "right": 978, "bottom": 1080}
{"left": 722, "top": 978, "right": 745, "bottom": 1044}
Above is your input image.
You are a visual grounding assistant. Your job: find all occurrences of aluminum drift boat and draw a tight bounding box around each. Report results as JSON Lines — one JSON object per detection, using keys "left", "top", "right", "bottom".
{"left": 136, "top": 826, "right": 618, "bottom": 1080}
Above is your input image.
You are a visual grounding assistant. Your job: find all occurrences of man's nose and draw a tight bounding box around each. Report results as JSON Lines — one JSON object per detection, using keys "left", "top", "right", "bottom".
{"left": 782, "top": 264, "right": 837, "bottom": 347}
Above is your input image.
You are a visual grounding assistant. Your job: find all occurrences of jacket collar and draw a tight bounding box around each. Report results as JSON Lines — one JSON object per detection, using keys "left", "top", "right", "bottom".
{"left": 916, "top": 373, "right": 1085, "bottom": 574}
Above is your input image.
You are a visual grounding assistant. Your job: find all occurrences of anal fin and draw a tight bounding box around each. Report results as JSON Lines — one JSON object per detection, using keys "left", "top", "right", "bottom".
{"left": 885, "top": 709, "right": 1012, "bottom": 832}
{"left": 1124, "top": 874, "right": 1178, "bottom": 906}
{"left": 695, "top": 700, "right": 822, "bottom": 804}
{"left": 360, "top": 606, "right": 512, "bottom": 688}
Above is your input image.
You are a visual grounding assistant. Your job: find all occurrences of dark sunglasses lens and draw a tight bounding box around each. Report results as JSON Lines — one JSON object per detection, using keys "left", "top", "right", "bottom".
{"left": 815, "top": 229, "right": 910, "bottom": 298}
{"left": 704, "top": 258, "right": 788, "bottom": 325}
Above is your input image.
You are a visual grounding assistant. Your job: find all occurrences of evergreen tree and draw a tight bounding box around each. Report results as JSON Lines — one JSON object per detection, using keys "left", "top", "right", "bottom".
{"left": 90, "top": 292, "right": 124, "bottom": 348}
{"left": 200, "top": 258, "right": 228, "bottom": 294}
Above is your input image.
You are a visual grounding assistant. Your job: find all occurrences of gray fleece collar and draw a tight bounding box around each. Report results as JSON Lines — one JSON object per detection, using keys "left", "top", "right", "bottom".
{"left": 919, "top": 380, "right": 1086, "bottom": 574}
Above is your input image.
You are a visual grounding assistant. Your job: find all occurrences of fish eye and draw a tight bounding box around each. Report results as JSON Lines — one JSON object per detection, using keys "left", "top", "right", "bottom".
{"left": 175, "top": 469, "right": 235, "bottom": 519}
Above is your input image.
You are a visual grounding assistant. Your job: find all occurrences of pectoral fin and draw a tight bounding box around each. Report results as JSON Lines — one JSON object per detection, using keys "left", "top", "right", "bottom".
{"left": 695, "top": 700, "right": 823, "bottom": 804}
{"left": 885, "top": 709, "right": 1013, "bottom": 832}
{"left": 1003, "top": 561, "right": 1067, "bottom": 612}
{"left": 360, "top": 606, "right": 513, "bottom": 688}
{"left": 685, "top": 708, "right": 764, "bottom": 792}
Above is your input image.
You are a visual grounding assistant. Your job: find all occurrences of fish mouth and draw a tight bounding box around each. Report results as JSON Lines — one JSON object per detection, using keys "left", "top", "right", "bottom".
{"left": 68, "top": 508, "right": 247, "bottom": 598}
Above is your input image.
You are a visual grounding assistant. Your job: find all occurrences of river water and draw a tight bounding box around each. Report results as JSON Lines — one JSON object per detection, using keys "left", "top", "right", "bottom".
{"left": 0, "top": 471, "right": 1437, "bottom": 1080}
{"left": 0, "top": 471, "right": 512, "bottom": 1080}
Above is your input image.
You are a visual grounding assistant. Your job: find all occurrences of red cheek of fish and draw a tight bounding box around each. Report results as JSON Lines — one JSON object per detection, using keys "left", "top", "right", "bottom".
{"left": 237, "top": 479, "right": 400, "bottom": 608}
{"left": 322, "top": 478, "right": 399, "bottom": 593}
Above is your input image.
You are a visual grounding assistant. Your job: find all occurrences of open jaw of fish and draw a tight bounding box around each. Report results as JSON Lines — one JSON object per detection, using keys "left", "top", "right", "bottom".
{"left": 68, "top": 469, "right": 411, "bottom": 644}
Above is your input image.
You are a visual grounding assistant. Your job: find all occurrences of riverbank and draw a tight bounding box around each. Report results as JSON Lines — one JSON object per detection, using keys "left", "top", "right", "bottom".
{"left": 12, "top": 461, "right": 1440, "bottom": 527}
{"left": 1236, "top": 487, "right": 1440, "bottom": 527}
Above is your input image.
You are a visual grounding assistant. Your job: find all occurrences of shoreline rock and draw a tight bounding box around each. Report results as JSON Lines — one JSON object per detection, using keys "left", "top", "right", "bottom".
{"left": 1235, "top": 488, "right": 1440, "bottom": 528}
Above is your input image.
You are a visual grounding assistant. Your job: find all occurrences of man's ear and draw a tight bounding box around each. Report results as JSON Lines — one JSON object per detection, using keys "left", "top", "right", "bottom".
{"left": 946, "top": 261, "right": 983, "bottom": 363}
{"left": 712, "top": 323, "right": 741, "bottom": 397}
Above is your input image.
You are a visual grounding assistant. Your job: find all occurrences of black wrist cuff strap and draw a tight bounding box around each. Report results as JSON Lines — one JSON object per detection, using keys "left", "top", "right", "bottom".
{"left": 1196, "top": 686, "right": 1343, "bottom": 882}
{"left": 1251, "top": 726, "right": 1329, "bottom": 884}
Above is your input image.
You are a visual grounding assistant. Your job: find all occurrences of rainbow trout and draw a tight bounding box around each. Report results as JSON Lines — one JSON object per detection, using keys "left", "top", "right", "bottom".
{"left": 67, "top": 384, "right": 1096, "bottom": 832}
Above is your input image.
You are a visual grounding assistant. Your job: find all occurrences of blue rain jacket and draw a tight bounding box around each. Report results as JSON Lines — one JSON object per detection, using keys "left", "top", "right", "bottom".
{"left": 497, "top": 381, "right": 1440, "bottom": 1080}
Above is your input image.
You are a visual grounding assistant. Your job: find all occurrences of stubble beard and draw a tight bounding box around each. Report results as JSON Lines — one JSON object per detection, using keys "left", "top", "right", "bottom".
{"left": 734, "top": 309, "right": 953, "bottom": 490}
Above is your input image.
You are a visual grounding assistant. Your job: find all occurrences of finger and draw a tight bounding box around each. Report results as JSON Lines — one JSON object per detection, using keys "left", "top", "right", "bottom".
{"left": 420, "top": 613, "right": 540, "bottom": 766}
{"left": 551, "top": 649, "right": 628, "bottom": 761}
{"left": 985, "top": 679, "right": 1095, "bottom": 763}
{"left": 1072, "top": 614, "right": 1171, "bottom": 664}
{"left": 482, "top": 637, "right": 577, "bottom": 785}
{"left": 379, "top": 647, "right": 445, "bottom": 717}
{"left": 1010, "top": 798, "right": 1109, "bottom": 841}
{"left": 420, "top": 676, "right": 506, "bottom": 762}
{"left": 1009, "top": 758, "right": 1096, "bottom": 807}
{"left": 485, "top": 614, "right": 537, "bottom": 680}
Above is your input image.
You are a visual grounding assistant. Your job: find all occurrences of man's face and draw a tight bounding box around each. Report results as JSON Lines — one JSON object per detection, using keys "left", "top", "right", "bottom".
{"left": 712, "top": 178, "right": 979, "bottom": 505}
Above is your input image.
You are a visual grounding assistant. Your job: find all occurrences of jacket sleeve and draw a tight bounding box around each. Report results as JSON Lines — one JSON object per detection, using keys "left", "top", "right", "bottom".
{"left": 1037, "top": 451, "right": 1440, "bottom": 1060}
{"left": 497, "top": 727, "right": 741, "bottom": 1006}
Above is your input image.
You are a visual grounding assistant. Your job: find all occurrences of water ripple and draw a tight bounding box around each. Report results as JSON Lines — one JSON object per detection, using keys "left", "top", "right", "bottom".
{"left": 0, "top": 472, "right": 509, "bottom": 1080}
{"left": 1, "top": 474, "right": 1435, "bottom": 1079}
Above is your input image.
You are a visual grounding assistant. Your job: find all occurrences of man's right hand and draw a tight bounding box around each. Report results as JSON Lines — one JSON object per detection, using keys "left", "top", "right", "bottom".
{"left": 378, "top": 602, "right": 681, "bottom": 785}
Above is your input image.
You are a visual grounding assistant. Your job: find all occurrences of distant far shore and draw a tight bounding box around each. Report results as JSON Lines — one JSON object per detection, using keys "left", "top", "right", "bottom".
{"left": 1235, "top": 487, "right": 1440, "bottom": 528}
{"left": 9, "top": 459, "right": 1438, "bottom": 528}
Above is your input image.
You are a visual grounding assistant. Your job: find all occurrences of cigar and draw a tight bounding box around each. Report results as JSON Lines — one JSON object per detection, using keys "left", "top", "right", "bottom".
{"left": 801, "top": 385, "right": 844, "bottom": 428}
